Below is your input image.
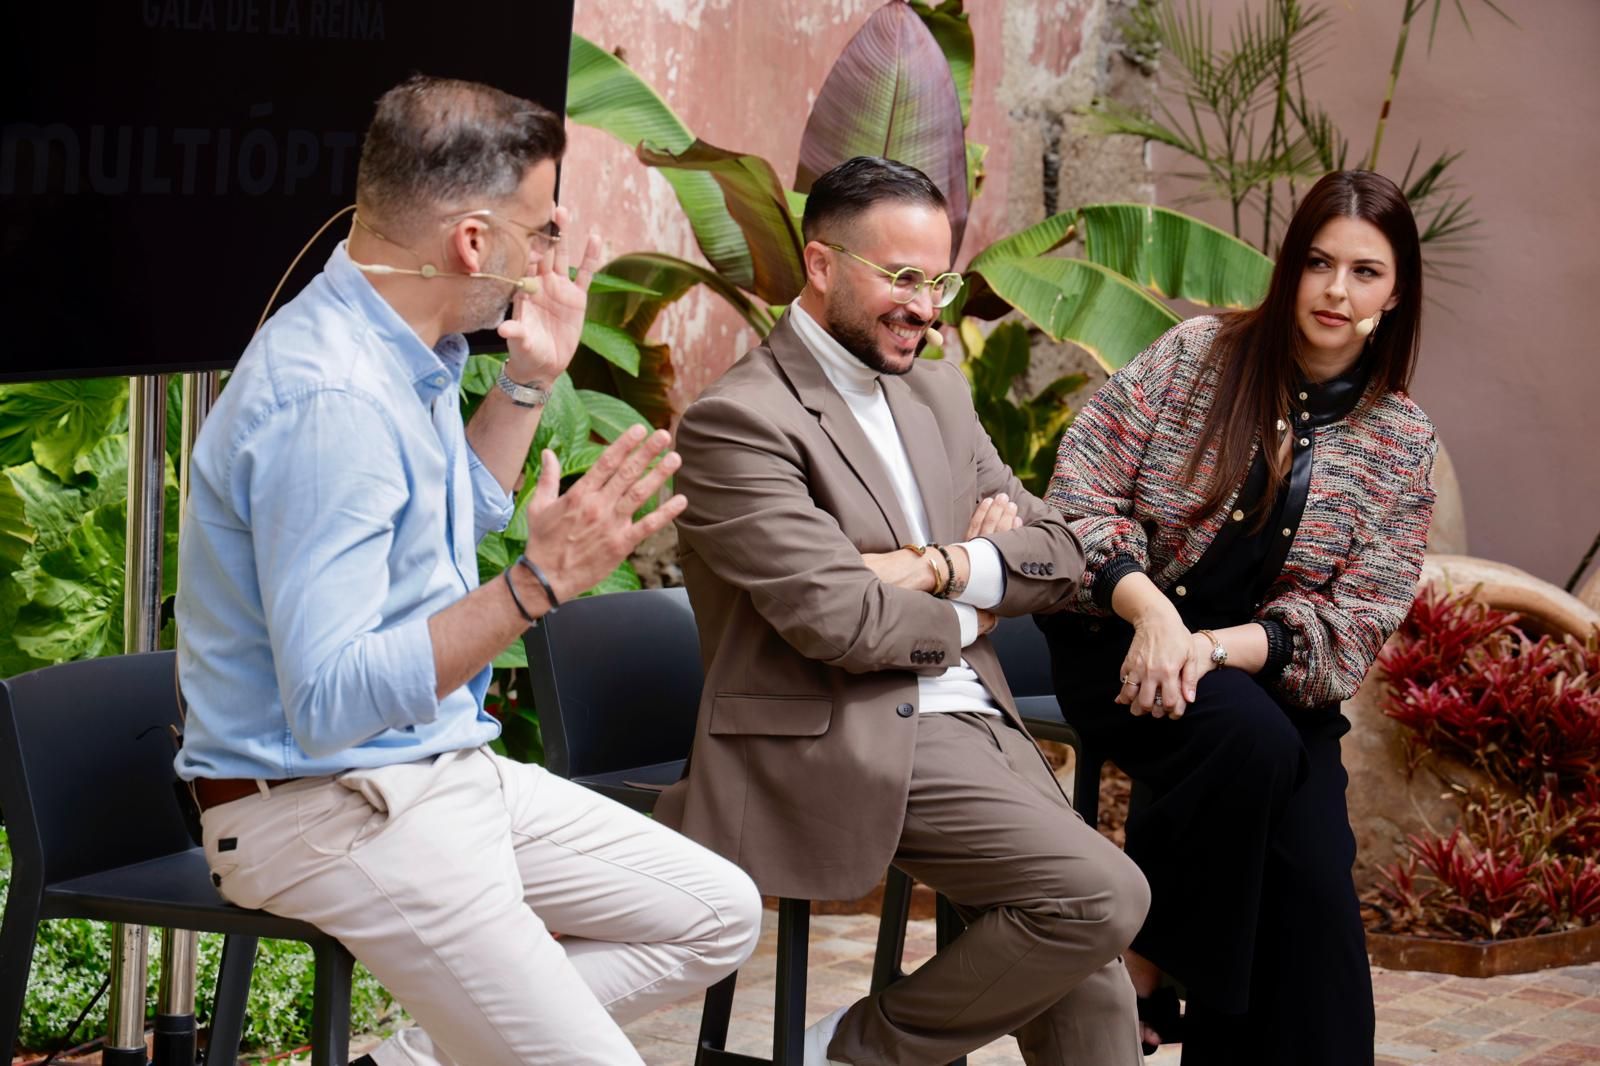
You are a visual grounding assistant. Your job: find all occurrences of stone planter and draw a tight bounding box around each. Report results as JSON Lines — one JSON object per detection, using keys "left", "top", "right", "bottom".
{"left": 1367, "top": 923, "right": 1600, "bottom": 978}
{"left": 1341, "top": 554, "right": 1600, "bottom": 894}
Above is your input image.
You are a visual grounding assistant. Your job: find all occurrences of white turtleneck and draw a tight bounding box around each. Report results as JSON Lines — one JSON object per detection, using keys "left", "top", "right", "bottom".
{"left": 789, "top": 302, "right": 1002, "bottom": 716}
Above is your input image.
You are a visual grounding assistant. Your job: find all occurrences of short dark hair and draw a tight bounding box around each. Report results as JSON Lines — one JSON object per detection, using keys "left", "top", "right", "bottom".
{"left": 800, "top": 156, "right": 948, "bottom": 244}
{"left": 356, "top": 75, "right": 566, "bottom": 231}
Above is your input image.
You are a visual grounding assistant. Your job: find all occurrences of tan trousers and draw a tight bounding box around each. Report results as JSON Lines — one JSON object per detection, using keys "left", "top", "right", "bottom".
{"left": 828, "top": 713, "right": 1150, "bottom": 1066}
{"left": 199, "top": 746, "right": 761, "bottom": 1065}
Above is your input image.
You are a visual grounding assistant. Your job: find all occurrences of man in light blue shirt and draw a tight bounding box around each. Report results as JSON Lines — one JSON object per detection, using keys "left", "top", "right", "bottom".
{"left": 176, "top": 75, "right": 759, "bottom": 1066}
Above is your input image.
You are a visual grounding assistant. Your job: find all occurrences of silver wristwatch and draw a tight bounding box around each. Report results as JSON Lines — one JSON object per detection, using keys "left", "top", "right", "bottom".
{"left": 496, "top": 368, "right": 550, "bottom": 409}
{"left": 1199, "top": 629, "right": 1229, "bottom": 667}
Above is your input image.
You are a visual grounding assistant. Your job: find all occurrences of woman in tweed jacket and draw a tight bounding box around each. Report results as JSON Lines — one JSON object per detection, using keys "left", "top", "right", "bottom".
{"left": 1042, "top": 171, "right": 1436, "bottom": 1064}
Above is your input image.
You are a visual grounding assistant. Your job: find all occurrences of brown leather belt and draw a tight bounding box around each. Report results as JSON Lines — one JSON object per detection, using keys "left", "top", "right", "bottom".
{"left": 193, "top": 776, "right": 300, "bottom": 812}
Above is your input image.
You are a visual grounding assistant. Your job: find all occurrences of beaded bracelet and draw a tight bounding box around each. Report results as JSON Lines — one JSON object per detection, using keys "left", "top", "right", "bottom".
{"left": 932, "top": 544, "right": 958, "bottom": 598}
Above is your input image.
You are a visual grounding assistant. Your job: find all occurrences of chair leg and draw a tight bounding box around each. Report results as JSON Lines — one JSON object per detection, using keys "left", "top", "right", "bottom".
{"left": 1074, "top": 747, "right": 1105, "bottom": 829}
{"left": 201, "top": 934, "right": 257, "bottom": 1066}
{"left": 694, "top": 970, "right": 738, "bottom": 1062}
{"left": 870, "top": 868, "right": 914, "bottom": 995}
{"left": 932, "top": 895, "right": 969, "bottom": 1066}
{"left": 0, "top": 888, "right": 43, "bottom": 1059}
{"left": 772, "top": 898, "right": 810, "bottom": 1066}
{"left": 308, "top": 940, "right": 354, "bottom": 1066}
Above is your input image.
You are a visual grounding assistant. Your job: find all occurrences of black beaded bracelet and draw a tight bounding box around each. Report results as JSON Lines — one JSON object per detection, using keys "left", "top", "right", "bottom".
{"left": 502, "top": 567, "right": 538, "bottom": 626}
{"left": 516, "top": 554, "right": 561, "bottom": 611}
{"left": 932, "top": 544, "right": 957, "bottom": 598}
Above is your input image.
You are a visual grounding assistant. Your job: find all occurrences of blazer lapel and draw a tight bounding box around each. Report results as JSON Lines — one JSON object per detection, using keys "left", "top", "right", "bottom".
{"left": 767, "top": 313, "right": 915, "bottom": 545}
{"left": 882, "top": 372, "right": 956, "bottom": 545}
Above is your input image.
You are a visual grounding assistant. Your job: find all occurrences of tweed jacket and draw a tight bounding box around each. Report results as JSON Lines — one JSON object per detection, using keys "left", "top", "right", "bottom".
{"left": 1045, "top": 315, "right": 1437, "bottom": 709}
{"left": 654, "top": 312, "right": 1086, "bottom": 900}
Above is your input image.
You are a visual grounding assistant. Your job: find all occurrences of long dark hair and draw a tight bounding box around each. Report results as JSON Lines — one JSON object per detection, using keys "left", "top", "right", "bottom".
{"left": 1182, "top": 170, "right": 1423, "bottom": 519}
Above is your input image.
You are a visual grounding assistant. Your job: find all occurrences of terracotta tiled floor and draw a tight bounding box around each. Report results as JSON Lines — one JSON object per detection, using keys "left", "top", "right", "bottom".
{"left": 619, "top": 909, "right": 1600, "bottom": 1065}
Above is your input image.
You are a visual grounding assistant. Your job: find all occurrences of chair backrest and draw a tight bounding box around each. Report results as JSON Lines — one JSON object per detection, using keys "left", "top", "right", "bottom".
{"left": 0, "top": 651, "right": 195, "bottom": 889}
{"left": 522, "top": 587, "right": 703, "bottom": 779}
{"left": 989, "top": 614, "right": 1056, "bottom": 699}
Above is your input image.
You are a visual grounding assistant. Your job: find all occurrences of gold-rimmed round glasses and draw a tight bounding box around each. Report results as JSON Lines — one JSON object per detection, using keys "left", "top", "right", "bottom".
{"left": 449, "top": 208, "right": 562, "bottom": 258}
{"left": 826, "top": 243, "right": 964, "bottom": 308}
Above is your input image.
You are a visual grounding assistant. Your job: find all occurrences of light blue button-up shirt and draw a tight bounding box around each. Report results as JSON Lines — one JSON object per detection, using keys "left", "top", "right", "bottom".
{"left": 175, "top": 242, "right": 513, "bottom": 781}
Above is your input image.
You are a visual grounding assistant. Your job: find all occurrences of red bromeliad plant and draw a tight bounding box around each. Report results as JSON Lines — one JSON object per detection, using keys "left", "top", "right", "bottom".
{"left": 1373, "top": 588, "right": 1600, "bottom": 939}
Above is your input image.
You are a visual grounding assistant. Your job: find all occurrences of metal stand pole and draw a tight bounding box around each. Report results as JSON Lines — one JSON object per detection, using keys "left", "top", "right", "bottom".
{"left": 105, "top": 373, "right": 170, "bottom": 1065}
{"left": 150, "top": 371, "right": 218, "bottom": 1066}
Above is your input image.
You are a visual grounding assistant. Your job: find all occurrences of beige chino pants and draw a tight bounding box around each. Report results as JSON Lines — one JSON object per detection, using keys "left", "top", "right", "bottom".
{"left": 200, "top": 746, "right": 761, "bottom": 1065}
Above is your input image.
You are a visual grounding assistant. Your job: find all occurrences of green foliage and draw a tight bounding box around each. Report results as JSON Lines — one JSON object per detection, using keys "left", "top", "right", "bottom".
{"left": 0, "top": 831, "right": 396, "bottom": 1054}
{"left": 958, "top": 321, "right": 1085, "bottom": 496}
{"left": 1095, "top": 0, "right": 1511, "bottom": 283}
{"left": 0, "top": 379, "right": 180, "bottom": 676}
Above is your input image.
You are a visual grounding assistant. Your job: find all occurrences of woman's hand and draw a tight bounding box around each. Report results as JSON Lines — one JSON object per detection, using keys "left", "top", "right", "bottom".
{"left": 1117, "top": 609, "right": 1202, "bottom": 719}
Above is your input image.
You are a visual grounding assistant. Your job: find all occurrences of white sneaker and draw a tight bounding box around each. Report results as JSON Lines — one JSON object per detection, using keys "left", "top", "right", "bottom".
{"left": 802, "top": 1005, "right": 850, "bottom": 1066}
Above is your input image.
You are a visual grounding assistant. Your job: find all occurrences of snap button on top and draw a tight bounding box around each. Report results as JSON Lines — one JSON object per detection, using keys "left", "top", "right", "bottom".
{"left": 1299, "top": 437, "right": 1310, "bottom": 447}
{"left": 1282, "top": 527, "right": 1293, "bottom": 537}
{"left": 1175, "top": 585, "right": 1188, "bottom": 597}
{"left": 896, "top": 702, "right": 915, "bottom": 718}
{"left": 1232, "top": 509, "right": 1245, "bottom": 521}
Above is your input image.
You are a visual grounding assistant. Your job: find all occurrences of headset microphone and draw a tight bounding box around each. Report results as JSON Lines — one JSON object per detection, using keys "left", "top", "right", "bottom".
{"left": 923, "top": 325, "right": 944, "bottom": 347}
{"left": 351, "top": 260, "right": 541, "bottom": 296}
{"left": 1354, "top": 313, "right": 1379, "bottom": 338}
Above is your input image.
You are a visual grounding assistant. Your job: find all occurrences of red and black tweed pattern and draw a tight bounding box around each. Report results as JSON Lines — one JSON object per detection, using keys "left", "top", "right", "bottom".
{"left": 1045, "top": 316, "right": 1438, "bottom": 708}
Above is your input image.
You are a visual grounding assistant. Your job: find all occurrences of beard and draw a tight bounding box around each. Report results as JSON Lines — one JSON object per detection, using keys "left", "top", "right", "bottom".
{"left": 459, "top": 243, "right": 523, "bottom": 333}
{"left": 822, "top": 288, "right": 929, "bottom": 376}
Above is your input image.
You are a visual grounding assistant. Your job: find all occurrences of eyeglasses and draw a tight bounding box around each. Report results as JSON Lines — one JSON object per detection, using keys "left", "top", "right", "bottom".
{"left": 449, "top": 209, "right": 562, "bottom": 256}
{"left": 826, "top": 244, "right": 963, "bottom": 308}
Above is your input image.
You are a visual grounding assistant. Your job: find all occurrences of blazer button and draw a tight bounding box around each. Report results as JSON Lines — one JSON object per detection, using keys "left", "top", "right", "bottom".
{"left": 934, "top": 650, "right": 945, "bottom": 663}
{"left": 896, "top": 702, "right": 915, "bottom": 718}
{"left": 1044, "top": 562, "right": 1055, "bottom": 576}
{"left": 911, "top": 650, "right": 923, "bottom": 664}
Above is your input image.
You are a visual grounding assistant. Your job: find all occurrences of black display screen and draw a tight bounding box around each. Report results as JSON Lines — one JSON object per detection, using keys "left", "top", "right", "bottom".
{"left": 0, "top": 0, "right": 575, "bottom": 382}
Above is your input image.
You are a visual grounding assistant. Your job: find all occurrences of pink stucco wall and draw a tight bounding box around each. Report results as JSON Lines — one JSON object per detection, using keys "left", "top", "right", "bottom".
{"left": 1151, "top": 0, "right": 1600, "bottom": 585}
{"left": 562, "top": 0, "right": 1084, "bottom": 411}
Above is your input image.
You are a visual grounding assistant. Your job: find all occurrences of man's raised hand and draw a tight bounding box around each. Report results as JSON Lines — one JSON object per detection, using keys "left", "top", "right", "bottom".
{"left": 521, "top": 426, "right": 685, "bottom": 604}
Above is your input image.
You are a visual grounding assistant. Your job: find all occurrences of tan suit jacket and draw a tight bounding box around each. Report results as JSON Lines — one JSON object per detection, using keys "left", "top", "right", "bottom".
{"left": 654, "top": 313, "right": 1086, "bottom": 900}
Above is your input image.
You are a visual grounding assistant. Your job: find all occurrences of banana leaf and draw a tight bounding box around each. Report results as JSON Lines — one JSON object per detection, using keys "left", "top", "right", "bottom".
{"left": 566, "top": 35, "right": 754, "bottom": 290}
{"left": 911, "top": 0, "right": 975, "bottom": 127}
{"left": 968, "top": 256, "right": 1180, "bottom": 373}
{"left": 588, "top": 252, "right": 773, "bottom": 340}
{"left": 1076, "top": 203, "right": 1273, "bottom": 309}
{"left": 579, "top": 321, "right": 641, "bottom": 376}
{"left": 794, "top": 0, "right": 970, "bottom": 254}
{"left": 637, "top": 141, "right": 807, "bottom": 306}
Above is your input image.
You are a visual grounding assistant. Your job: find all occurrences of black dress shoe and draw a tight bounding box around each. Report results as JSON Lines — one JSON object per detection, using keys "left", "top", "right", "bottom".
{"left": 350, "top": 1056, "right": 378, "bottom": 1066}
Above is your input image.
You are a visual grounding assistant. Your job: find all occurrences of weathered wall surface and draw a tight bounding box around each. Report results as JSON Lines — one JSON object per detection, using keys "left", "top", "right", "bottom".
{"left": 564, "top": 0, "right": 1125, "bottom": 412}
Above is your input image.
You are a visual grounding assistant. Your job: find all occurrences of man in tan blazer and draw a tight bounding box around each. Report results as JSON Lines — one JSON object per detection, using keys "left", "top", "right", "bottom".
{"left": 655, "top": 157, "right": 1148, "bottom": 1065}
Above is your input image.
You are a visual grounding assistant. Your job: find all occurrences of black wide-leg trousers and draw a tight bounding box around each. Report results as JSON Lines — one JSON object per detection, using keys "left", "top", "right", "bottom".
{"left": 1044, "top": 619, "right": 1375, "bottom": 1066}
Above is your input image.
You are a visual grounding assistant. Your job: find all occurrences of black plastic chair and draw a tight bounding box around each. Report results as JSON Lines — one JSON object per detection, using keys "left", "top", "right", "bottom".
{"left": 0, "top": 651, "right": 354, "bottom": 1066}
{"left": 990, "top": 613, "right": 1105, "bottom": 826}
{"left": 524, "top": 587, "right": 964, "bottom": 1066}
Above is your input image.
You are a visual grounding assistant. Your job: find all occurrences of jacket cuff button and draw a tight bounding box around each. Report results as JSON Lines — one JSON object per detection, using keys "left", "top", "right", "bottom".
{"left": 896, "top": 702, "right": 915, "bottom": 718}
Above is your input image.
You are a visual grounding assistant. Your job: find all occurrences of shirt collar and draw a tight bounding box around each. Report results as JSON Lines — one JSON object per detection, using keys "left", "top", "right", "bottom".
{"left": 1295, "top": 349, "right": 1375, "bottom": 428}
{"left": 325, "top": 240, "right": 470, "bottom": 404}
{"left": 788, "top": 301, "right": 881, "bottom": 397}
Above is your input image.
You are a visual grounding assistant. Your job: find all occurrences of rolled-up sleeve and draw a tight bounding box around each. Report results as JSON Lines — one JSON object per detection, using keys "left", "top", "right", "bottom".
{"left": 466, "top": 440, "right": 515, "bottom": 540}
{"left": 236, "top": 387, "right": 440, "bottom": 758}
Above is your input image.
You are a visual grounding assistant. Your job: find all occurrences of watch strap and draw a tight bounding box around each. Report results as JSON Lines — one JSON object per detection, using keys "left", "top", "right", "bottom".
{"left": 496, "top": 368, "right": 549, "bottom": 408}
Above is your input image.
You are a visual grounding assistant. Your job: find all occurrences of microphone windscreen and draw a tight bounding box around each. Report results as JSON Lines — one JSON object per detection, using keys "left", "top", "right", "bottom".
{"left": 516, "top": 277, "right": 542, "bottom": 296}
{"left": 1354, "top": 316, "right": 1376, "bottom": 337}
{"left": 923, "top": 325, "right": 944, "bottom": 347}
